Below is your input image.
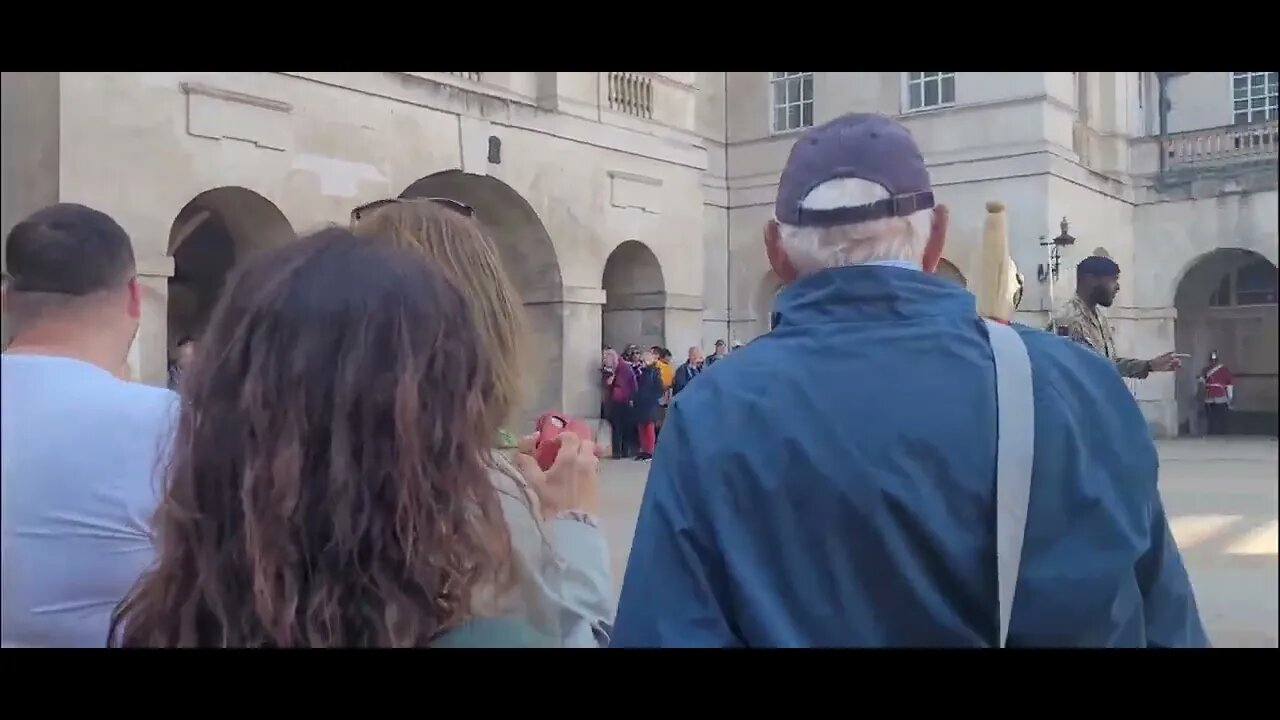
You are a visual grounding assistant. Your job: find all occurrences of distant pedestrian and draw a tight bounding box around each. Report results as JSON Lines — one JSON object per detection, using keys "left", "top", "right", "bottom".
{"left": 1198, "top": 350, "right": 1234, "bottom": 436}
{"left": 600, "top": 347, "right": 618, "bottom": 438}
{"left": 633, "top": 348, "right": 664, "bottom": 461}
{"left": 672, "top": 346, "right": 703, "bottom": 396}
{"left": 652, "top": 346, "right": 675, "bottom": 391}
{"left": 704, "top": 339, "right": 728, "bottom": 368}
{"left": 653, "top": 346, "right": 674, "bottom": 433}
{"left": 606, "top": 347, "right": 638, "bottom": 459}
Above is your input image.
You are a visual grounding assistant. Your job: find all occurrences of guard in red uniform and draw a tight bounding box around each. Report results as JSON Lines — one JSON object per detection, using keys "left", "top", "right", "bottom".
{"left": 1198, "top": 350, "right": 1234, "bottom": 436}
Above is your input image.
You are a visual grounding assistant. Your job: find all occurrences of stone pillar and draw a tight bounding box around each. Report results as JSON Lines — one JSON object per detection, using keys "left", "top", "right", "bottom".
{"left": 511, "top": 286, "right": 609, "bottom": 450}
{"left": 128, "top": 256, "right": 173, "bottom": 387}
{"left": 726, "top": 308, "right": 761, "bottom": 345}
{"left": 520, "top": 300, "right": 566, "bottom": 424}
{"left": 698, "top": 310, "right": 732, "bottom": 351}
{"left": 515, "top": 285, "right": 604, "bottom": 429}
{"left": 558, "top": 285, "right": 605, "bottom": 421}
{"left": 663, "top": 292, "right": 705, "bottom": 359}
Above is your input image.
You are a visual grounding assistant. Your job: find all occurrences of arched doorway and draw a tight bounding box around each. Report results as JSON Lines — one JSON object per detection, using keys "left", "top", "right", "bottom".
{"left": 934, "top": 258, "right": 968, "bottom": 288}
{"left": 1174, "top": 248, "right": 1278, "bottom": 436}
{"left": 602, "top": 240, "right": 665, "bottom": 353}
{"left": 167, "top": 187, "right": 295, "bottom": 360}
{"left": 399, "top": 171, "right": 563, "bottom": 419}
{"left": 755, "top": 271, "right": 784, "bottom": 335}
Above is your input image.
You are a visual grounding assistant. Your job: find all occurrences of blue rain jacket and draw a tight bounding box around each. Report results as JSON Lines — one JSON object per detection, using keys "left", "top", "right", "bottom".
{"left": 612, "top": 265, "right": 1207, "bottom": 648}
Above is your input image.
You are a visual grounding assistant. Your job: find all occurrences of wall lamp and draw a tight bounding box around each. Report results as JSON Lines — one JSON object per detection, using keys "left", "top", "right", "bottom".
{"left": 1037, "top": 217, "right": 1076, "bottom": 283}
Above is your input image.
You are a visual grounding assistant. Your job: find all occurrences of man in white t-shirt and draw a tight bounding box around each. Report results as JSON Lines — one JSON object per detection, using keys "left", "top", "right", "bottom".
{"left": 2, "top": 203, "right": 178, "bottom": 648}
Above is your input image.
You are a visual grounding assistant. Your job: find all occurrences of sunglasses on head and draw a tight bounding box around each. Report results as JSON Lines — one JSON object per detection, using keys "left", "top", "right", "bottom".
{"left": 349, "top": 196, "right": 475, "bottom": 226}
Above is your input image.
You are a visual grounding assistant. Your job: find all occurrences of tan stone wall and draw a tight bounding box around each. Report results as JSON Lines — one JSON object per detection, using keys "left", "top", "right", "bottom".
{"left": 33, "top": 72, "right": 709, "bottom": 417}
{"left": 3, "top": 71, "right": 1274, "bottom": 438}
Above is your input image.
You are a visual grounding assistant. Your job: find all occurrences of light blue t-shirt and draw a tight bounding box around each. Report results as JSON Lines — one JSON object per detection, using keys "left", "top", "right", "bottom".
{"left": 1, "top": 354, "right": 178, "bottom": 648}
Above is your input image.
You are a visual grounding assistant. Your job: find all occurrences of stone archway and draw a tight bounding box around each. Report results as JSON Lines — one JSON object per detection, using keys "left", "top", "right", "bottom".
{"left": 934, "top": 258, "right": 968, "bottom": 288}
{"left": 400, "top": 170, "right": 564, "bottom": 419}
{"left": 167, "top": 187, "right": 295, "bottom": 358}
{"left": 602, "top": 240, "right": 665, "bottom": 352}
{"left": 1173, "top": 248, "right": 1278, "bottom": 436}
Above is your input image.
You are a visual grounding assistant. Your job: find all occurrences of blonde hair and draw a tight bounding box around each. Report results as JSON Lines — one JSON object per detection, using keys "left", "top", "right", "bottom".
{"left": 777, "top": 178, "right": 934, "bottom": 275}
{"left": 351, "top": 200, "right": 528, "bottom": 428}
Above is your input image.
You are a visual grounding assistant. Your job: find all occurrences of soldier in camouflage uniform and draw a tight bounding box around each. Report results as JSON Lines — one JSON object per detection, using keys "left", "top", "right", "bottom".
{"left": 1051, "top": 256, "right": 1181, "bottom": 379}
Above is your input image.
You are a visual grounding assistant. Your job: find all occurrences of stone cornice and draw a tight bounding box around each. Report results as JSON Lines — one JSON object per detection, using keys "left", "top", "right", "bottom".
{"left": 279, "top": 72, "right": 708, "bottom": 172}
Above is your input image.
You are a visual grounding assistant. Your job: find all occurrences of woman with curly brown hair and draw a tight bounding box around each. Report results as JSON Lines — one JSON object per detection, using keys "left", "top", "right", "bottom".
{"left": 109, "top": 228, "right": 594, "bottom": 647}
{"left": 350, "top": 197, "right": 613, "bottom": 647}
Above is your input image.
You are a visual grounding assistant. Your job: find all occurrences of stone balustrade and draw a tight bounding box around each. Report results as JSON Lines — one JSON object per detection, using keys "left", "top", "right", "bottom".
{"left": 1163, "top": 119, "right": 1278, "bottom": 169}
{"left": 607, "top": 72, "right": 654, "bottom": 120}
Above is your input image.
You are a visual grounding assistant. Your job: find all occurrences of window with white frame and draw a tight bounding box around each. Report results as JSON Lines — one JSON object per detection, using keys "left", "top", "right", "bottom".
{"left": 770, "top": 72, "right": 814, "bottom": 133}
{"left": 906, "top": 72, "right": 955, "bottom": 111}
{"left": 1232, "top": 72, "right": 1277, "bottom": 125}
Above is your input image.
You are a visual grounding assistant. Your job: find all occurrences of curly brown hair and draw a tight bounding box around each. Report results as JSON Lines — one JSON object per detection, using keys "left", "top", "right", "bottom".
{"left": 109, "top": 227, "right": 512, "bottom": 647}
{"left": 350, "top": 199, "right": 528, "bottom": 430}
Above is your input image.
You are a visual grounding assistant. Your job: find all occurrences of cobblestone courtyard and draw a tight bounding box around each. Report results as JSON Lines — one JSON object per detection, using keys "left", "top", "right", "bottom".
{"left": 597, "top": 437, "right": 1279, "bottom": 647}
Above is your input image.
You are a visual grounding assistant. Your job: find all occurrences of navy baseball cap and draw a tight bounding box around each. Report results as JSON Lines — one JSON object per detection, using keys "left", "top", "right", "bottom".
{"left": 775, "top": 113, "right": 934, "bottom": 228}
{"left": 1077, "top": 255, "right": 1121, "bottom": 278}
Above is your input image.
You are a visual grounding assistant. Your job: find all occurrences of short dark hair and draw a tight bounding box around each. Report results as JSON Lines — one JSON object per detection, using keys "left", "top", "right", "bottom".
{"left": 4, "top": 203, "right": 136, "bottom": 296}
{"left": 714, "top": 339, "right": 726, "bottom": 347}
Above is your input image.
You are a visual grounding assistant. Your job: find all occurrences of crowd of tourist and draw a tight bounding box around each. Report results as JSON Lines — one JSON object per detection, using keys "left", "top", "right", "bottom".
{"left": 598, "top": 339, "right": 743, "bottom": 461}
{"left": 1, "top": 111, "right": 1208, "bottom": 647}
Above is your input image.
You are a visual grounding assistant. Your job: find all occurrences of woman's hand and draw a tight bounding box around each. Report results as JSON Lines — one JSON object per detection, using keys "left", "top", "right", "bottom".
{"left": 514, "top": 431, "right": 602, "bottom": 520}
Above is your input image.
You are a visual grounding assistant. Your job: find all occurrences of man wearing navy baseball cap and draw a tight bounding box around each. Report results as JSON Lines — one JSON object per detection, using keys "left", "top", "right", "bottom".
{"left": 1054, "top": 254, "right": 1182, "bottom": 378}
{"left": 613, "top": 113, "right": 1205, "bottom": 648}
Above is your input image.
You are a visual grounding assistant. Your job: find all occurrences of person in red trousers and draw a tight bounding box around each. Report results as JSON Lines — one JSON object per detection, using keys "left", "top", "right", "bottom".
{"left": 632, "top": 348, "right": 665, "bottom": 462}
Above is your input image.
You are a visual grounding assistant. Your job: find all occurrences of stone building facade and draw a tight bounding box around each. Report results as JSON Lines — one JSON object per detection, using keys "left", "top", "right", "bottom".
{"left": 700, "top": 72, "right": 1278, "bottom": 437}
{"left": 2, "top": 71, "right": 1276, "bottom": 435}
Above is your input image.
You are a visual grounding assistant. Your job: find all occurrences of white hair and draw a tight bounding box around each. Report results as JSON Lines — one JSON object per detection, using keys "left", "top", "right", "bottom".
{"left": 777, "top": 178, "right": 934, "bottom": 276}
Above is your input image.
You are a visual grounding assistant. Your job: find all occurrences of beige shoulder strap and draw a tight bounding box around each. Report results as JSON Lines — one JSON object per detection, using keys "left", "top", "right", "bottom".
{"left": 983, "top": 319, "right": 1035, "bottom": 648}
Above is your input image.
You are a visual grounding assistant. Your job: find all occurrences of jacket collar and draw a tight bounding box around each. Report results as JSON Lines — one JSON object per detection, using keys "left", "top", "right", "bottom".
{"left": 1068, "top": 294, "right": 1105, "bottom": 321}
{"left": 773, "top": 264, "right": 976, "bottom": 327}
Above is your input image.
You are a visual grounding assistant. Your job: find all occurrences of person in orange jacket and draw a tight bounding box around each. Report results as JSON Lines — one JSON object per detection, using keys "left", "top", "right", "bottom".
{"left": 651, "top": 346, "right": 675, "bottom": 436}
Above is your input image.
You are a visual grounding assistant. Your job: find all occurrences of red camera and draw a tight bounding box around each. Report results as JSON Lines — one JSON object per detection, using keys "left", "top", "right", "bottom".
{"left": 533, "top": 412, "right": 595, "bottom": 471}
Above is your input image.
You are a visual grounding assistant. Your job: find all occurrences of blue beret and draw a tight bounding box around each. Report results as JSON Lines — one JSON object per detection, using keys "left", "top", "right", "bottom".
{"left": 1077, "top": 255, "right": 1121, "bottom": 277}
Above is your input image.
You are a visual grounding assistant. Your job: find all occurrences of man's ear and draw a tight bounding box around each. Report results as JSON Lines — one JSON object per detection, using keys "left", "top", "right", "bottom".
{"left": 126, "top": 276, "right": 142, "bottom": 320}
{"left": 921, "top": 204, "right": 949, "bottom": 273}
{"left": 764, "top": 220, "right": 798, "bottom": 284}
